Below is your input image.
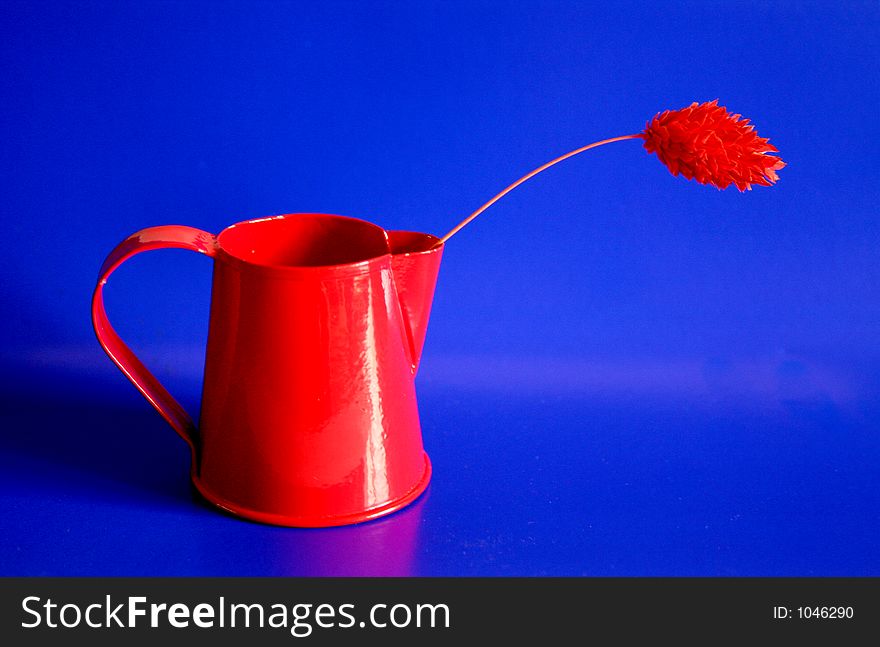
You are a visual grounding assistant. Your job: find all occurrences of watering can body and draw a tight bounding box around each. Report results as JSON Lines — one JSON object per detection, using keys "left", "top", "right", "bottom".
{"left": 92, "top": 214, "right": 443, "bottom": 527}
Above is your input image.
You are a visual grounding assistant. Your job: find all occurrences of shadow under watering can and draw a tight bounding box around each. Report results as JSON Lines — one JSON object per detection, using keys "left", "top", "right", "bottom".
{"left": 92, "top": 214, "right": 443, "bottom": 527}
{"left": 229, "top": 493, "right": 428, "bottom": 576}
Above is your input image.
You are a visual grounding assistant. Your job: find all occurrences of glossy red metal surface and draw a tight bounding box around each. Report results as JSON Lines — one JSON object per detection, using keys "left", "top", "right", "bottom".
{"left": 92, "top": 214, "right": 443, "bottom": 527}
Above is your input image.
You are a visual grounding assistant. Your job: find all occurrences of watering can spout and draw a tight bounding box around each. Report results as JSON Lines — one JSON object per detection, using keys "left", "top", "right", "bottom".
{"left": 388, "top": 231, "right": 444, "bottom": 373}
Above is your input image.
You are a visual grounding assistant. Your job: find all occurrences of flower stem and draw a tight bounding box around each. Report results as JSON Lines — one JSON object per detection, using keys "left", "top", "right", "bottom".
{"left": 437, "top": 134, "right": 643, "bottom": 245}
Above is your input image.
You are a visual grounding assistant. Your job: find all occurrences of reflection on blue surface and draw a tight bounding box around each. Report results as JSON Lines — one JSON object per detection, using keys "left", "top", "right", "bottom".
{"left": 1, "top": 349, "right": 877, "bottom": 576}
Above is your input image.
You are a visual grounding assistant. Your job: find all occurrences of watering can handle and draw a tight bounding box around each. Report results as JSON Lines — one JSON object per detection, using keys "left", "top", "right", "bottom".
{"left": 91, "top": 225, "right": 217, "bottom": 459}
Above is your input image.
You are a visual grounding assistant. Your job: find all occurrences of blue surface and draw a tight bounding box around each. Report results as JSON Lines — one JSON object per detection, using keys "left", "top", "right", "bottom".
{"left": 1, "top": 1, "right": 878, "bottom": 575}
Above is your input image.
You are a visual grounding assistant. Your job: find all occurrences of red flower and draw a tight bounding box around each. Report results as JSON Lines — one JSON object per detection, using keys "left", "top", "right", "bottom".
{"left": 641, "top": 100, "right": 785, "bottom": 191}
{"left": 439, "top": 99, "right": 786, "bottom": 243}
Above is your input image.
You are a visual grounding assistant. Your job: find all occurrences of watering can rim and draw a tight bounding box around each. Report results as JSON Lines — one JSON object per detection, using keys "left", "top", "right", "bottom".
{"left": 213, "top": 212, "right": 443, "bottom": 278}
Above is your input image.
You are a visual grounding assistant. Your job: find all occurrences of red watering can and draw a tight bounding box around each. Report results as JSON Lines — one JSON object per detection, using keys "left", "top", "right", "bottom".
{"left": 93, "top": 101, "right": 783, "bottom": 527}
{"left": 92, "top": 214, "right": 443, "bottom": 527}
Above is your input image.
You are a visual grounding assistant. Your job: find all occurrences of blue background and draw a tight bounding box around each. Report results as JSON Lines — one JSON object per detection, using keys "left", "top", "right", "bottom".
{"left": 2, "top": 0, "right": 878, "bottom": 575}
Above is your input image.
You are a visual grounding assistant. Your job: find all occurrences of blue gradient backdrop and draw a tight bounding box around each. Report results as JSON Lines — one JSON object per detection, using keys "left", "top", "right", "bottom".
{"left": 2, "top": 1, "right": 878, "bottom": 575}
